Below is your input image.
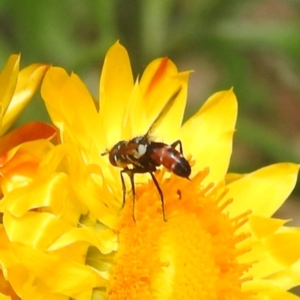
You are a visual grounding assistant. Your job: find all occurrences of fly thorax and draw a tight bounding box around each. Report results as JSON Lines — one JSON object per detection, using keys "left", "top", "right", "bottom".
{"left": 133, "top": 143, "right": 147, "bottom": 159}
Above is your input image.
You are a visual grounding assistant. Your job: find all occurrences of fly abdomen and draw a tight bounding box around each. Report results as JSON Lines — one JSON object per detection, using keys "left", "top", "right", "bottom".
{"left": 172, "top": 156, "right": 191, "bottom": 178}
{"left": 149, "top": 143, "right": 191, "bottom": 178}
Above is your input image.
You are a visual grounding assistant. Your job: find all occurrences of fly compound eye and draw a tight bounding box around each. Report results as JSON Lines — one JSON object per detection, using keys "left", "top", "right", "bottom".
{"left": 108, "top": 147, "right": 119, "bottom": 166}
{"left": 108, "top": 141, "right": 127, "bottom": 166}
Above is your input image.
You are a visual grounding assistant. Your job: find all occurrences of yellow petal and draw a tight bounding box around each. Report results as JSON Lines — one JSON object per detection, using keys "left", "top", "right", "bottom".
{"left": 0, "top": 55, "right": 20, "bottom": 123}
{"left": 38, "top": 143, "right": 116, "bottom": 227}
{"left": 180, "top": 89, "right": 237, "bottom": 183}
{"left": 99, "top": 41, "right": 134, "bottom": 145}
{"left": 252, "top": 254, "right": 300, "bottom": 290}
{"left": 265, "top": 229, "right": 300, "bottom": 266}
{"left": 48, "top": 227, "right": 117, "bottom": 254}
{"left": 129, "top": 73, "right": 189, "bottom": 142}
{"left": 243, "top": 281, "right": 300, "bottom": 300}
{"left": 248, "top": 215, "right": 288, "bottom": 239}
{"left": 139, "top": 57, "right": 178, "bottom": 99}
{"left": 12, "top": 243, "right": 105, "bottom": 297}
{"left": 227, "top": 163, "right": 299, "bottom": 218}
{"left": 1, "top": 173, "right": 78, "bottom": 220}
{"left": 21, "top": 282, "right": 68, "bottom": 300}
{"left": 262, "top": 290, "right": 300, "bottom": 300}
{"left": 137, "top": 58, "right": 190, "bottom": 142}
{"left": 42, "top": 67, "right": 96, "bottom": 130}
{"left": 124, "top": 60, "right": 184, "bottom": 140}
{"left": 3, "top": 212, "right": 72, "bottom": 250}
{"left": 0, "top": 292, "right": 14, "bottom": 300}
{"left": 151, "top": 73, "right": 190, "bottom": 143}
{"left": 71, "top": 164, "right": 118, "bottom": 227}
{"left": 123, "top": 82, "right": 145, "bottom": 138}
{"left": 225, "top": 172, "right": 244, "bottom": 184}
{"left": 0, "top": 225, "right": 18, "bottom": 272}
{"left": 0, "top": 140, "right": 54, "bottom": 195}
{"left": 0, "top": 230, "right": 22, "bottom": 299}
{"left": 240, "top": 227, "right": 295, "bottom": 282}
{"left": 0, "top": 283, "right": 18, "bottom": 300}
{"left": 242, "top": 241, "right": 284, "bottom": 280}
{"left": 0, "top": 121, "right": 57, "bottom": 156}
{"left": 267, "top": 260, "right": 300, "bottom": 291}
{"left": 42, "top": 67, "right": 106, "bottom": 162}
{"left": 1, "top": 63, "right": 50, "bottom": 135}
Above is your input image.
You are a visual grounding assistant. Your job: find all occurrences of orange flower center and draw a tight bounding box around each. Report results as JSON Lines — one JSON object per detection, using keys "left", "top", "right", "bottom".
{"left": 107, "top": 168, "right": 252, "bottom": 300}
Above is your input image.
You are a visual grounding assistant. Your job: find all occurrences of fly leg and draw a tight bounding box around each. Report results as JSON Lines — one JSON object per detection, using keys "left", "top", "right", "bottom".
{"left": 120, "top": 166, "right": 166, "bottom": 222}
{"left": 120, "top": 169, "right": 127, "bottom": 209}
{"left": 149, "top": 172, "right": 167, "bottom": 222}
{"left": 171, "top": 140, "right": 183, "bottom": 155}
{"left": 120, "top": 169, "right": 137, "bottom": 222}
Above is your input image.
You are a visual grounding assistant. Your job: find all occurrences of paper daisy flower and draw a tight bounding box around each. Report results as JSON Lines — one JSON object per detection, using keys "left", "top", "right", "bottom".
{"left": 1, "top": 42, "right": 299, "bottom": 300}
{"left": 0, "top": 54, "right": 50, "bottom": 136}
{"left": 0, "top": 55, "right": 55, "bottom": 196}
{"left": 0, "top": 55, "right": 58, "bottom": 299}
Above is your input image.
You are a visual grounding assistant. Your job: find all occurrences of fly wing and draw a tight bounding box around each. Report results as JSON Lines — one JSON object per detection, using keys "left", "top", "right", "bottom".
{"left": 145, "top": 86, "right": 182, "bottom": 137}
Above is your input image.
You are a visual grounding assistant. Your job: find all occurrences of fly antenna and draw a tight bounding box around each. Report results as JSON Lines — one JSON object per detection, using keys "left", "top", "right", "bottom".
{"left": 101, "top": 148, "right": 110, "bottom": 156}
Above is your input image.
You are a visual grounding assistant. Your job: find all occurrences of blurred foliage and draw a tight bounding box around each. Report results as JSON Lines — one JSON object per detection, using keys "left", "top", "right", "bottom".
{"left": 1, "top": 0, "right": 300, "bottom": 174}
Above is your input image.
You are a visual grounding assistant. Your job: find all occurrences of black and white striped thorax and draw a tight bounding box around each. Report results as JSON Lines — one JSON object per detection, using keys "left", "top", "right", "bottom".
{"left": 108, "top": 136, "right": 152, "bottom": 169}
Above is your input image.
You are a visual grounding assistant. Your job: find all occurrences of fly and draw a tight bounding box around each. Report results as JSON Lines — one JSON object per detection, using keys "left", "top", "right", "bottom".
{"left": 102, "top": 87, "right": 191, "bottom": 221}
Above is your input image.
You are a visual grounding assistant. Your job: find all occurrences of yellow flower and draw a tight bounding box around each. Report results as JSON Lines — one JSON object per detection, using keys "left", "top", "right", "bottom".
{"left": 0, "top": 54, "right": 49, "bottom": 135}
{"left": 0, "top": 54, "right": 55, "bottom": 195}
{"left": 1, "top": 42, "right": 299, "bottom": 300}
{"left": 0, "top": 55, "right": 56, "bottom": 299}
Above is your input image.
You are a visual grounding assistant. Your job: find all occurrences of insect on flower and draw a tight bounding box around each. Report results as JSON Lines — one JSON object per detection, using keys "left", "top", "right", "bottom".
{"left": 102, "top": 87, "right": 191, "bottom": 222}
